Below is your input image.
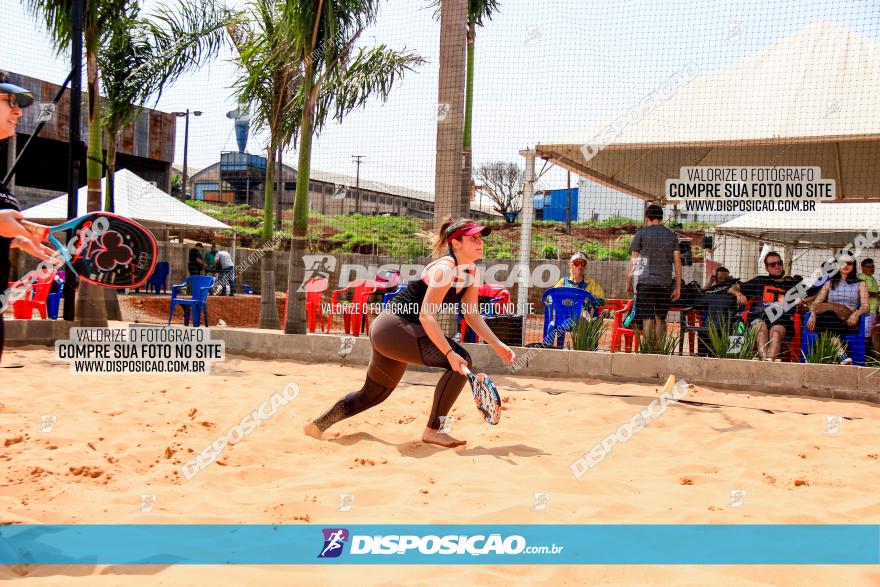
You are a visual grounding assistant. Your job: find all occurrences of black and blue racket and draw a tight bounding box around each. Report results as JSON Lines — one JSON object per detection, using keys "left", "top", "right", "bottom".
{"left": 461, "top": 366, "right": 502, "bottom": 425}
{"left": 23, "top": 212, "right": 157, "bottom": 289}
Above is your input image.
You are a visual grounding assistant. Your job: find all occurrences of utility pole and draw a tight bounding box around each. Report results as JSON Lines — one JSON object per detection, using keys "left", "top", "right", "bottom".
{"left": 353, "top": 155, "right": 364, "bottom": 214}
{"left": 172, "top": 109, "right": 202, "bottom": 200}
{"left": 64, "top": 0, "right": 83, "bottom": 321}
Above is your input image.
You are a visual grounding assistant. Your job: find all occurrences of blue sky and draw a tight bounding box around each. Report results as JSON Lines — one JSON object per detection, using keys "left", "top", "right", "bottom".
{"left": 2, "top": 0, "right": 878, "bottom": 193}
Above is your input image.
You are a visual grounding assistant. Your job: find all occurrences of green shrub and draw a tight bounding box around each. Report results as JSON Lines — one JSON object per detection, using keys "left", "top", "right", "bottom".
{"left": 634, "top": 325, "right": 681, "bottom": 355}
{"left": 568, "top": 316, "right": 607, "bottom": 351}
{"left": 706, "top": 314, "right": 758, "bottom": 359}
{"left": 803, "top": 331, "right": 847, "bottom": 364}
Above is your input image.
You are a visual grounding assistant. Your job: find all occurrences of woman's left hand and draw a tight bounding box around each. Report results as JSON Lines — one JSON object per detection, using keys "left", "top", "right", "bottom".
{"left": 492, "top": 342, "right": 515, "bottom": 366}
{"left": 846, "top": 313, "right": 860, "bottom": 327}
{"left": 13, "top": 236, "right": 63, "bottom": 265}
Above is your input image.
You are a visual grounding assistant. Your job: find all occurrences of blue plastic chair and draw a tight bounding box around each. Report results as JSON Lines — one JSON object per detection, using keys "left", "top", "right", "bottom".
{"left": 542, "top": 287, "right": 599, "bottom": 349}
{"left": 146, "top": 262, "right": 170, "bottom": 294}
{"left": 382, "top": 284, "right": 407, "bottom": 307}
{"left": 801, "top": 312, "right": 867, "bottom": 365}
{"left": 168, "top": 275, "right": 216, "bottom": 327}
{"left": 46, "top": 274, "right": 64, "bottom": 320}
{"left": 240, "top": 284, "right": 254, "bottom": 294}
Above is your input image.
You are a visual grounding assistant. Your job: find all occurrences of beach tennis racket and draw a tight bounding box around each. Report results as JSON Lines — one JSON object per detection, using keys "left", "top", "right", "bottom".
{"left": 461, "top": 366, "right": 502, "bottom": 425}
{"left": 23, "top": 212, "right": 157, "bottom": 289}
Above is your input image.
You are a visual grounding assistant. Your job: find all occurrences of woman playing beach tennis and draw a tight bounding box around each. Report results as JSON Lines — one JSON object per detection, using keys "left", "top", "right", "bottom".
{"left": 304, "top": 218, "right": 516, "bottom": 447}
{"left": 0, "top": 73, "right": 60, "bottom": 363}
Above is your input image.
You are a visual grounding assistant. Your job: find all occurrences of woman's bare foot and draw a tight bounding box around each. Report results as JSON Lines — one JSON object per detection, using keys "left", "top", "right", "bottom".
{"left": 422, "top": 428, "right": 466, "bottom": 448}
{"left": 303, "top": 421, "right": 323, "bottom": 439}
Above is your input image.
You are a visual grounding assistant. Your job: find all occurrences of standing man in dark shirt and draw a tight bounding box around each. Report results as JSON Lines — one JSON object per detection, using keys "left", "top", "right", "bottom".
{"left": 188, "top": 242, "right": 205, "bottom": 276}
{"left": 728, "top": 251, "right": 803, "bottom": 361}
{"left": 0, "top": 74, "right": 60, "bottom": 362}
{"left": 627, "top": 204, "right": 681, "bottom": 339}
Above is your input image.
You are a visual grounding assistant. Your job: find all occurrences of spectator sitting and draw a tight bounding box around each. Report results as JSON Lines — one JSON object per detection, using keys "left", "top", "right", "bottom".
{"left": 728, "top": 251, "right": 803, "bottom": 362}
{"left": 857, "top": 258, "right": 880, "bottom": 356}
{"left": 703, "top": 266, "right": 739, "bottom": 294}
{"left": 553, "top": 252, "right": 606, "bottom": 308}
{"left": 807, "top": 259, "right": 868, "bottom": 365}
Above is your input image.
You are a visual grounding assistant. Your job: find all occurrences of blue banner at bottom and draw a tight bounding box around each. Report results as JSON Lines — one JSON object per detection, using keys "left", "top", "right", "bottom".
{"left": 1, "top": 525, "right": 878, "bottom": 565}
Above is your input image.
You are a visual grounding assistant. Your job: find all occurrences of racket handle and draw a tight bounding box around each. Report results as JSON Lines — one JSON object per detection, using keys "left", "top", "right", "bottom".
{"left": 460, "top": 366, "right": 473, "bottom": 377}
{"left": 21, "top": 220, "right": 49, "bottom": 241}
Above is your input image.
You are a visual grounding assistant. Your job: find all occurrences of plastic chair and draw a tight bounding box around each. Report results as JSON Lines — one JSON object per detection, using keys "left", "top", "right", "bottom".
{"left": 741, "top": 300, "right": 803, "bottom": 362}
{"left": 168, "top": 275, "right": 216, "bottom": 327}
{"left": 241, "top": 285, "right": 254, "bottom": 294}
{"left": 541, "top": 287, "right": 599, "bottom": 349}
{"left": 282, "top": 277, "right": 329, "bottom": 333}
{"left": 146, "top": 261, "right": 170, "bottom": 294}
{"left": 46, "top": 274, "right": 64, "bottom": 320}
{"left": 9, "top": 271, "right": 56, "bottom": 320}
{"left": 375, "top": 268, "right": 401, "bottom": 290}
{"left": 800, "top": 312, "right": 867, "bottom": 365}
{"left": 459, "top": 283, "right": 511, "bottom": 343}
{"left": 328, "top": 279, "right": 380, "bottom": 336}
{"left": 610, "top": 299, "right": 639, "bottom": 353}
{"left": 382, "top": 284, "right": 407, "bottom": 307}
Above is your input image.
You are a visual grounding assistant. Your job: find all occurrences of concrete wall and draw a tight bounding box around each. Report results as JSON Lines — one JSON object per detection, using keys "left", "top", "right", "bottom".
{"left": 4, "top": 323, "right": 876, "bottom": 404}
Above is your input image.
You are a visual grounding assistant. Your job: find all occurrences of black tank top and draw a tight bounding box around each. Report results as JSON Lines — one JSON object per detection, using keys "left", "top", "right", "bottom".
{"left": 387, "top": 254, "right": 473, "bottom": 324}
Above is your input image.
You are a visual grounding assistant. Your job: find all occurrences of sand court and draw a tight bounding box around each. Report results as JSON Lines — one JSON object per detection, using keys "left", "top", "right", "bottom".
{"left": 1, "top": 346, "right": 879, "bottom": 585}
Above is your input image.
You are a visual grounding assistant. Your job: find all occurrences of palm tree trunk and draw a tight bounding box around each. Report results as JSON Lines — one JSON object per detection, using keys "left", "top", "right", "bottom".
{"left": 461, "top": 18, "right": 476, "bottom": 215}
{"left": 105, "top": 134, "right": 116, "bottom": 212}
{"left": 434, "top": 0, "right": 468, "bottom": 227}
{"left": 76, "top": 42, "right": 108, "bottom": 327}
{"left": 284, "top": 78, "right": 315, "bottom": 334}
{"left": 258, "top": 144, "right": 280, "bottom": 329}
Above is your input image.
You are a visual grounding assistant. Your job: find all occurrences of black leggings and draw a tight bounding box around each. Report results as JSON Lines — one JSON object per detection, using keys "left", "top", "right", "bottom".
{"left": 313, "top": 311, "right": 472, "bottom": 432}
{"left": 814, "top": 311, "right": 859, "bottom": 337}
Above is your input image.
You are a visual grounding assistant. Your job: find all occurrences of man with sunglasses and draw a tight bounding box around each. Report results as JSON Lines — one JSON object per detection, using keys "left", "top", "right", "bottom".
{"left": 0, "top": 72, "right": 59, "bottom": 363}
{"left": 728, "top": 251, "right": 803, "bottom": 361}
{"left": 553, "top": 252, "right": 606, "bottom": 306}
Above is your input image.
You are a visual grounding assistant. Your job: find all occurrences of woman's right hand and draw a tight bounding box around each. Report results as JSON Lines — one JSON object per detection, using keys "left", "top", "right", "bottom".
{"left": 447, "top": 351, "right": 469, "bottom": 375}
{"left": 807, "top": 314, "right": 816, "bottom": 332}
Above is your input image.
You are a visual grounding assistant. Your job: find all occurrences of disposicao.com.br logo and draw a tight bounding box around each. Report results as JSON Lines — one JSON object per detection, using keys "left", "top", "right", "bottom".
{"left": 317, "top": 528, "right": 563, "bottom": 558}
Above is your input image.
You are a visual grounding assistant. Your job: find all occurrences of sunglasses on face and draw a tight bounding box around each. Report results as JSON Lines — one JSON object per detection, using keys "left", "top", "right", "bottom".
{"left": 572, "top": 261, "right": 586, "bottom": 267}
{"left": 1, "top": 92, "right": 34, "bottom": 109}
{"left": 766, "top": 261, "right": 784, "bottom": 268}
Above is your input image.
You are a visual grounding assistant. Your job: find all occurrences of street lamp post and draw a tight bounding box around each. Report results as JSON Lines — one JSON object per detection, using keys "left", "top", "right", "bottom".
{"left": 172, "top": 109, "right": 202, "bottom": 200}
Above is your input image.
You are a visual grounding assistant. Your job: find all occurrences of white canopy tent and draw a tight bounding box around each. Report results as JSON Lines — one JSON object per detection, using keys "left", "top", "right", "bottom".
{"left": 22, "top": 169, "right": 231, "bottom": 231}
{"left": 713, "top": 202, "right": 880, "bottom": 279}
{"left": 534, "top": 21, "right": 880, "bottom": 203}
{"left": 518, "top": 21, "right": 880, "bottom": 307}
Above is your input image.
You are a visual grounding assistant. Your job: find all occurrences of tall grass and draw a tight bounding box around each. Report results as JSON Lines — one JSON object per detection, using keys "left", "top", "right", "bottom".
{"left": 803, "top": 331, "right": 847, "bottom": 364}
{"left": 633, "top": 324, "right": 681, "bottom": 355}
{"left": 567, "top": 316, "right": 607, "bottom": 351}
{"left": 706, "top": 314, "right": 758, "bottom": 360}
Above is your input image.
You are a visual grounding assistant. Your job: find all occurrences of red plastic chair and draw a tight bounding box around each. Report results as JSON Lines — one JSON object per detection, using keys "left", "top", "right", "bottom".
{"left": 610, "top": 299, "right": 639, "bottom": 352}
{"left": 328, "top": 279, "right": 380, "bottom": 336}
{"left": 741, "top": 299, "right": 802, "bottom": 361}
{"left": 282, "top": 277, "right": 329, "bottom": 333}
{"left": 8, "top": 271, "right": 55, "bottom": 320}
{"left": 459, "top": 283, "right": 510, "bottom": 343}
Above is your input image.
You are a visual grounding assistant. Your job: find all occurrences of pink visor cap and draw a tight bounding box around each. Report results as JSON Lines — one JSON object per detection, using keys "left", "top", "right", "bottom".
{"left": 447, "top": 222, "right": 491, "bottom": 241}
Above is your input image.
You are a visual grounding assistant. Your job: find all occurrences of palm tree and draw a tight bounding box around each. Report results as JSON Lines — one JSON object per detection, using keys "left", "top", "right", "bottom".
{"left": 281, "top": 0, "right": 424, "bottom": 334}
{"left": 27, "top": 0, "right": 237, "bottom": 325}
{"left": 26, "top": 0, "right": 116, "bottom": 325}
{"left": 101, "top": 0, "right": 238, "bottom": 209}
{"left": 432, "top": 0, "right": 500, "bottom": 213}
{"left": 228, "top": 0, "right": 302, "bottom": 329}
